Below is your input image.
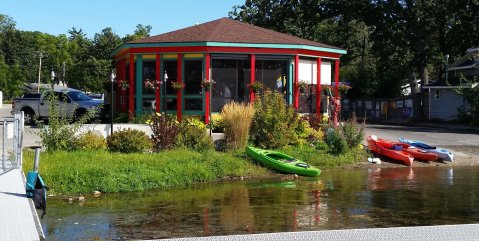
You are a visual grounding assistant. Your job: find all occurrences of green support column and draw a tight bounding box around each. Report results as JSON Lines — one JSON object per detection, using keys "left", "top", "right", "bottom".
{"left": 135, "top": 55, "right": 143, "bottom": 115}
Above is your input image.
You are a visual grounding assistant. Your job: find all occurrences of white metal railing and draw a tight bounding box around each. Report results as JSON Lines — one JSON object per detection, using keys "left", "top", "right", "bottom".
{"left": 1, "top": 112, "right": 24, "bottom": 174}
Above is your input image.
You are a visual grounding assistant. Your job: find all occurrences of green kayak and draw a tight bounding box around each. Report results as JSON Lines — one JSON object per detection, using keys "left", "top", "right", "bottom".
{"left": 246, "top": 146, "right": 321, "bottom": 177}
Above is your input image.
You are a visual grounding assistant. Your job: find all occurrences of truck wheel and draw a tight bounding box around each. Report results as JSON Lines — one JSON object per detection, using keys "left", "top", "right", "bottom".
{"left": 73, "top": 109, "right": 87, "bottom": 122}
{"left": 22, "top": 109, "right": 35, "bottom": 125}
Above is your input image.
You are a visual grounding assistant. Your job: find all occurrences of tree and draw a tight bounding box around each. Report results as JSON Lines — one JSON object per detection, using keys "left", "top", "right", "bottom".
{"left": 229, "top": 0, "right": 479, "bottom": 104}
{"left": 122, "top": 24, "right": 152, "bottom": 42}
{"left": 92, "top": 27, "right": 122, "bottom": 60}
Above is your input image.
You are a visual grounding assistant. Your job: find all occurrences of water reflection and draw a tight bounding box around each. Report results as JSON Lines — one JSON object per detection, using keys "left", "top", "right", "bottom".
{"left": 43, "top": 166, "right": 479, "bottom": 240}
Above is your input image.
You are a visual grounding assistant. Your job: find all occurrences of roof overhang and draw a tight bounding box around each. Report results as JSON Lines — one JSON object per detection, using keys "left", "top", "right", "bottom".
{"left": 111, "top": 41, "right": 347, "bottom": 57}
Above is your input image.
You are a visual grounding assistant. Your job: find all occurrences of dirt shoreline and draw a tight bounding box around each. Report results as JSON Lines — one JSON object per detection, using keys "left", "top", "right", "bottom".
{"left": 346, "top": 145, "right": 479, "bottom": 169}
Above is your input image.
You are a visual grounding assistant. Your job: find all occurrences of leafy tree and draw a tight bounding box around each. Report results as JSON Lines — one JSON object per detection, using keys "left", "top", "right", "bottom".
{"left": 454, "top": 76, "right": 479, "bottom": 124}
{"left": 230, "top": 0, "right": 479, "bottom": 106}
{"left": 122, "top": 24, "right": 152, "bottom": 42}
{"left": 92, "top": 27, "right": 122, "bottom": 60}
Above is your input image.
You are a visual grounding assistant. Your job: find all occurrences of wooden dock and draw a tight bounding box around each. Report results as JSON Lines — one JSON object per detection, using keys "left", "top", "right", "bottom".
{"left": 157, "top": 223, "right": 479, "bottom": 241}
{"left": 0, "top": 169, "right": 44, "bottom": 241}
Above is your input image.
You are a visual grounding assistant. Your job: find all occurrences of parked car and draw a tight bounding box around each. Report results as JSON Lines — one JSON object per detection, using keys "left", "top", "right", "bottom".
{"left": 12, "top": 89, "right": 109, "bottom": 125}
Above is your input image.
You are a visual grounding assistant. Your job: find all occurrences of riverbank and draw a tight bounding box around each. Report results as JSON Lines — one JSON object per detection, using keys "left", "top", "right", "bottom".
{"left": 20, "top": 122, "right": 479, "bottom": 195}
{"left": 21, "top": 143, "right": 479, "bottom": 196}
{"left": 21, "top": 146, "right": 366, "bottom": 195}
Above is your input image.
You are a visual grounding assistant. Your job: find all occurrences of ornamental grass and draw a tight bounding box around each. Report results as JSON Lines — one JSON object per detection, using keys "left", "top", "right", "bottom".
{"left": 220, "top": 102, "right": 255, "bottom": 151}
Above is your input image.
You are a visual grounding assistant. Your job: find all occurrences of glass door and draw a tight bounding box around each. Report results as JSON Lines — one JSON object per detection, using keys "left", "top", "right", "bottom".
{"left": 183, "top": 60, "right": 203, "bottom": 113}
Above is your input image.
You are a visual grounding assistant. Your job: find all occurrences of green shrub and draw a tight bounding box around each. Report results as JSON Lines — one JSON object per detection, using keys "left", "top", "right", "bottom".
{"left": 221, "top": 102, "right": 255, "bottom": 150}
{"left": 207, "top": 114, "right": 226, "bottom": 133}
{"left": 250, "top": 90, "right": 302, "bottom": 149}
{"left": 325, "top": 127, "right": 348, "bottom": 155}
{"left": 74, "top": 131, "right": 107, "bottom": 150}
{"left": 340, "top": 120, "right": 365, "bottom": 149}
{"left": 177, "top": 118, "right": 213, "bottom": 152}
{"left": 131, "top": 112, "right": 152, "bottom": 124}
{"left": 37, "top": 94, "right": 96, "bottom": 151}
{"left": 106, "top": 128, "right": 153, "bottom": 153}
{"left": 149, "top": 113, "right": 180, "bottom": 151}
{"left": 302, "top": 113, "right": 325, "bottom": 130}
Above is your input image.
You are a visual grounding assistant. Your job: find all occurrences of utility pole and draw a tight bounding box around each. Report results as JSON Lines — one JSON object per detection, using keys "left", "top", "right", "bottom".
{"left": 37, "top": 51, "right": 44, "bottom": 93}
{"left": 62, "top": 61, "right": 66, "bottom": 86}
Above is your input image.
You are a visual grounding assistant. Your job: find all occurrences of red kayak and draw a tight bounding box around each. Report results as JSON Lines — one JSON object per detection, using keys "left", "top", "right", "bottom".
{"left": 390, "top": 142, "right": 439, "bottom": 162}
{"left": 367, "top": 135, "right": 414, "bottom": 166}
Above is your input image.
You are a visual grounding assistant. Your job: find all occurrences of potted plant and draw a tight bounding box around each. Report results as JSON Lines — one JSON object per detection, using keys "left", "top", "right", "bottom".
{"left": 201, "top": 79, "right": 215, "bottom": 89}
{"left": 171, "top": 80, "right": 185, "bottom": 90}
{"left": 338, "top": 83, "right": 352, "bottom": 93}
{"left": 299, "top": 80, "right": 309, "bottom": 93}
{"left": 118, "top": 80, "right": 129, "bottom": 90}
{"left": 321, "top": 84, "right": 332, "bottom": 94}
{"left": 248, "top": 81, "right": 263, "bottom": 93}
{"left": 144, "top": 79, "right": 161, "bottom": 90}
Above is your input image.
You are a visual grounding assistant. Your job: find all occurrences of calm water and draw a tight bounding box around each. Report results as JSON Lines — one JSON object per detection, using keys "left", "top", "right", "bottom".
{"left": 42, "top": 166, "right": 479, "bottom": 240}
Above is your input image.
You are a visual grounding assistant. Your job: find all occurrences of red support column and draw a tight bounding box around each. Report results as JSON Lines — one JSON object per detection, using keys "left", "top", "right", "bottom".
{"left": 333, "top": 59, "right": 340, "bottom": 126}
{"left": 121, "top": 59, "right": 127, "bottom": 112}
{"left": 155, "top": 54, "right": 161, "bottom": 113}
{"left": 129, "top": 54, "right": 135, "bottom": 120}
{"left": 205, "top": 53, "right": 211, "bottom": 124}
{"left": 316, "top": 58, "right": 322, "bottom": 118}
{"left": 250, "top": 54, "right": 255, "bottom": 102}
{"left": 115, "top": 61, "right": 121, "bottom": 111}
{"left": 176, "top": 54, "right": 183, "bottom": 122}
{"left": 118, "top": 59, "right": 123, "bottom": 111}
{"left": 293, "top": 55, "right": 299, "bottom": 109}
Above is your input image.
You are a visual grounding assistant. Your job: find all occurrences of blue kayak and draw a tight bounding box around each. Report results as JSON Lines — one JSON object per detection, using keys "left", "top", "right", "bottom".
{"left": 398, "top": 138, "right": 454, "bottom": 162}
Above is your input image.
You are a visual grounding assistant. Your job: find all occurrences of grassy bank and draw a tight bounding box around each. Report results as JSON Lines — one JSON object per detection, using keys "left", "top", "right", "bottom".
{"left": 22, "top": 149, "right": 269, "bottom": 195}
{"left": 279, "top": 145, "right": 367, "bottom": 168}
{"left": 22, "top": 147, "right": 365, "bottom": 195}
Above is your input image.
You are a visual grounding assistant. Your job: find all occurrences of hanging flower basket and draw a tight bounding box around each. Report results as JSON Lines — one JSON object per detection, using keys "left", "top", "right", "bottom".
{"left": 248, "top": 81, "right": 263, "bottom": 92}
{"left": 201, "top": 79, "right": 215, "bottom": 89}
{"left": 144, "top": 79, "right": 162, "bottom": 90}
{"left": 298, "top": 80, "right": 309, "bottom": 93}
{"left": 118, "top": 80, "right": 130, "bottom": 90}
{"left": 171, "top": 81, "right": 185, "bottom": 90}
{"left": 338, "top": 83, "right": 352, "bottom": 93}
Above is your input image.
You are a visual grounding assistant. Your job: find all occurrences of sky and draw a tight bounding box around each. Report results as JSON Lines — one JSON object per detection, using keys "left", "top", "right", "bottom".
{"left": 1, "top": 0, "right": 245, "bottom": 38}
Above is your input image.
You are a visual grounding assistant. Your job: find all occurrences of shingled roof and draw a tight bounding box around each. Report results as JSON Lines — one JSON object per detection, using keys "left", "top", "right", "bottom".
{"left": 129, "top": 17, "right": 343, "bottom": 51}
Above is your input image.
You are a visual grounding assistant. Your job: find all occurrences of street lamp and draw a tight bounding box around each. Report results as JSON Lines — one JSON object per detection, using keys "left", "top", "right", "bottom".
{"left": 445, "top": 54, "right": 450, "bottom": 83}
{"left": 163, "top": 71, "right": 168, "bottom": 113}
{"left": 50, "top": 69, "right": 55, "bottom": 90}
{"left": 110, "top": 71, "right": 116, "bottom": 136}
